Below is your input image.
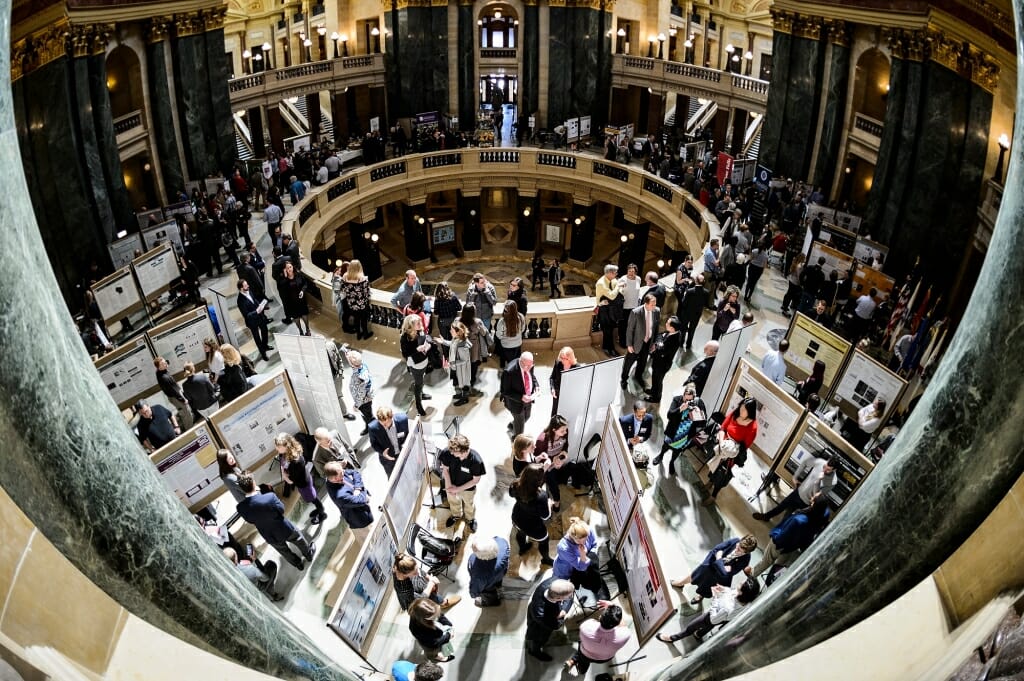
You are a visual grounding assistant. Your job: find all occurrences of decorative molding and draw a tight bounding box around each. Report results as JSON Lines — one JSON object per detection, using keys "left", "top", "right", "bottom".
{"left": 883, "top": 27, "right": 928, "bottom": 61}
{"left": 173, "top": 11, "right": 203, "bottom": 37}
{"left": 68, "top": 22, "right": 114, "bottom": 56}
{"left": 770, "top": 8, "right": 795, "bottom": 34}
{"left": 964, "top": 44, "right": 1000, "bottom": 93}
{"left": 882, "top": 25, "right": 1000, "bottom": 91}
{"left": 926, "top": 29, "right": 962, "bottom": 72}
{"left": 201, "top": 6, "right": 227, "bottom": 30}
{"left": 145, "top": 17, "right": 174, "bottom": 43}
{"left": 25, "top": 19, "right": 70, "bottom": 72}
{"left": 822, "top": 18, "right": 850, "bottom": 47}
{"left": 792, "top": 13, "right": 822, "bottom": 40}
{"left": 10, "top": 39, "right": 29, "bottom": 81}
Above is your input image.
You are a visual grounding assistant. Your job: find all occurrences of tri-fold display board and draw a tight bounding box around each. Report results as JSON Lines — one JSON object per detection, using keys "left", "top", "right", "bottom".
{"left": 149, "top": 422, "right": 222, "bottom": 513}
{"left": 718, "top": 358, "right": 804, "bottom": 467}
{"left": 131, "top": 243, "right": 181, "bottom": 303}
{"left": 594, "top": 407, "right": 643, "bottom": 549}
{"left": 557, "top": 357, "right": 625, "bottom": 463}
{"left": 831, "top": 349, "right": 907, "bottom": 425}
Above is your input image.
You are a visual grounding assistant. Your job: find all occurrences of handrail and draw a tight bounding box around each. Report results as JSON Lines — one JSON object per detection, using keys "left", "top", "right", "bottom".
{"left": 854, "top": 112, "right": 884, "bottom": 138}
{"left": 113, "top": 110, "right": 143, "bottom": 136}
{"left": 613, "top": 54, "right": 769, "bottom": 111}
{"left": 285, "top": 149, "right": 719, "bottom": 350}
{"left": 227, "top": 54, "right": 386, "bottom": 108}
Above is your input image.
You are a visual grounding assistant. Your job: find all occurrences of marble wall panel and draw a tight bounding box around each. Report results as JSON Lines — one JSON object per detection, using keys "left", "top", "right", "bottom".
{"left": 457, "top": 5, "right": 475, "bottom": 129}
{"left": 523, "top": 5, "right": 540, "bottom": 116}
{"left": 776, "top": 36, "right": 823, "bottom": 180}
{"left": 173, "top": 35, "right": 217, "bottom": 177}
{"left": 756, "top": 31, "right": 791, "bottom": 174}
{"left": 546, "top": 7, "right": 570, "bottom": 126}
{"left": 88, "top": 53, "right": 135, "bottom": 231}
{"left": 146, "top": 41, "right": 185, "bottom": 196}
{"left": 864, "top": 57, "right": 906, "bottom": 232}
{"left": 570, "top": 9, "right": 601, "bottom": 119}
{"left": 72, "top": 57, "right": 113, "bottom": 238}
{"left": 204, "top": 29, "right": 237, "bottom": 174}
{"left": 812, "top": 44, "right": 849, "bottom": 189}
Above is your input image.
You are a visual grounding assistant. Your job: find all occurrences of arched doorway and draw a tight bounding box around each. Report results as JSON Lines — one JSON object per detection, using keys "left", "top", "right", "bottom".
{"left": 852, "top": 48, "right": 890, "bottom": 122}
{"left": 476, "top": 1, "right": 524, "bottom": 145}
{"left": 105, "top": 45, "right": 145, "bottom": 120}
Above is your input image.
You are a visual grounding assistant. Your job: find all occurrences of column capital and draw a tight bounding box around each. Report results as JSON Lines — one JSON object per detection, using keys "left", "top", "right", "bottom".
{"left": 68, "top": 23, "right": 114, "bottom": 58}
{"left": 926, "top": 29, "right": 962, "bottom": 72}
{"left": 24, "top": 19, "right": 70, "bottom": 75}
{"left": 822, "top": 18, "right": 850, "bottom": 47}
{"left": 882, "top": 27, "right": 928, "bottom": 61}
{"left": 145, "top": 17, "right": 174, "bottom": 43}
{"left": 791, "top": 14, "right": 822, "bottom": 41}
{"left": 10, "top": 38, "right": 29, "bottom": 82}
{"left": 769, "top": 9, "right": 796, "bottom": 35}
{"left": 173, "top": 11, "right": 204, "bottom": 38}
{"left": 964, "top": 45, "right": 1000, "bottom": 94}
{"left": 202, "top": 7, "right": 227, "bottom": 31}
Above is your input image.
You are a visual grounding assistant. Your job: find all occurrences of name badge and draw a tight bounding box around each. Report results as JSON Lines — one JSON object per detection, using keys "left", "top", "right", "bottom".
{"left": 460, "top": 466, "right": 471, "bottom": 474}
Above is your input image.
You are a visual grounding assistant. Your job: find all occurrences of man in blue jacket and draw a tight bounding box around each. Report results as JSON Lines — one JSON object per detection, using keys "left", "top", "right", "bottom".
{"left": 467, "top": 536, "right": 510, "bottom": 607}
{"left": 236, "top": 474, "right": 314, "bottom": 570}
{"left": 746, "top": 496, "right": 831, "bottom": 579}
{"left": 367, "top": 407, "right": 409, "bottom": 478}
{"left": 324, "top": 460, "right": 374, "bottom": 545}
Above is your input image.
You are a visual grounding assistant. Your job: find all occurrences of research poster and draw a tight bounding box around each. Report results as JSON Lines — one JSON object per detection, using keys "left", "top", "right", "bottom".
{"left": 777, "top": 416, "right": 874, "bottom": 513}
{"left": 566, "top": 117, "right": 580, "bottom": 142}
{"left": 92, "top": 267, "right": 144, "bottom": 323}
{"left": 580, "top": 115, "right": 592, "bottom": 138}
{"left": 328, "top": 518, "right": 400, "bottom": 655}
{"left": 596, "top": 407, "right": 642, "bottom": 549}
{"left": 831, "top": 350, "right": 907, "bottom": 422}
{"left": 135, "top": 208, "right": 164, "bottom": 229}
{"left": 382, "top": 421, "right": 428, "bottom": 545}
{"left": 784, "top": 312, "right": 852, "bottom": 391}
{"left": 853, "top": 237, "right": 888, "bottom": 268}
{"left": 142, "top": 219, "right": 185, "bottom": 257}
{"left": 150, "top": 422, "right": 222, "bottom": 512}
{"left": 108, "top": 233, "right": 145, "bottom": 269}
{"left": 616, "top": 503, "right": 675, "bottom": 647}
{"left": 720, "top": 359, "right": 804, "bottom": 465}
{"left": 273, "top": 333, "right": 348, "bottom": 448}
{"left": 209, "top": 372, "right": 304, "bottom": 472}
{"left": 853, "top": 264, "right": 895, "bottom": 302}
{"left": 94, "top": 337, "right": 158, "bottom": 410}
{"left": 132, "top": 243, "right": 180, "bottom": 301}
{"left": 808, "top": 241, "right": 855, "bottom": 279}
{"left": 146, "top": 307, "right": 216, "bottom": 378}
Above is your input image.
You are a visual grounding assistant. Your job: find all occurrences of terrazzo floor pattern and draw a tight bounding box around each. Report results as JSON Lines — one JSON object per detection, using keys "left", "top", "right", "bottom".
{"left": 193, "top": 193, "right": 799, "bottom": 680}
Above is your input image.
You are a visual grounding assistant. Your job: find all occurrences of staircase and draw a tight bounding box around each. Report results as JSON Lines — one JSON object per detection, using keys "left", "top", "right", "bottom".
{"left": 664, "top": 97, "right": 716, "bottom": 138}
{"left": 742, "top": 113, "right": 764, "bottom": 160}
{"left": 292, "top": 95, "right": 335, "bottom": 142}
{"left": 233, "top": 112, "right": 254, "bottom": 161}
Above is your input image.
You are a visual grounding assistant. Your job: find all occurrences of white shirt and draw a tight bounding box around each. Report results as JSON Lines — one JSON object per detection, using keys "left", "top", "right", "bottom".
{"left": 618, "top": 275, "right": 642, "bottom": 308}
{"left": 761, "top": 350, "right": 787, "bottom": 385}
{"left": 264, "top": 203, "right": 283, "bottom": 225}
{"left": 854, "top": 295, "right": 877, "bottom": 320}
{"left": 858, "top": 404, "right": 882, "bottom": 434}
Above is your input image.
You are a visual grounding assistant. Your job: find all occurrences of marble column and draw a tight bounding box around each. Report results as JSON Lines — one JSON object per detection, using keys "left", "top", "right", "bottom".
{"left": 391, "top": 5, "right": 449, "bottom": 118}
{"left": 522, "top": 4, "right": 540, "bottom": 117}
{"left": 460, "top": 194, "right": 482, "bottom": 251}
{"left": 331, "top": 91, "right": 348, "bottom": 143}
{"left": 87, "top": 52, "right": 135, "bottom": 230}
{"left": 204, "top": 27, "right": 237, "bottom": 173}
{"left": 811, "top": 38, "right": 849, "bottom": 189}
{"left": 249, "top": 106, "right": 266, "bottom": 158}
{"left": 775, "top": 34, "right": 824, "bottom": 180}
{"left": 306, "top": 93, "right": 321, "bottom": 143}
{"left": 653, "top": 13, "right": 1024, "bottom": 677}
{"left": 267, "top": 106, "right": 286, "bottom": 155}
{"left": 146, "top": 37, "right": 186, "bottom": 199}
{"left": 0, "top": 5, "right": 357, "bottom": 679}
{"left": 402, "top": 203, "right": 430, "bottom": 261}
{"left": 172, "top": 33, "right": 217, "bottom": 177}
{"left": 756, "top": 27, "right": 791, "bottom": 175}
{"left": 71, "top": 55, "right": 115, "bottom": 239}
{"left": 457, "top": 3, "right": 475, "bottom": 130}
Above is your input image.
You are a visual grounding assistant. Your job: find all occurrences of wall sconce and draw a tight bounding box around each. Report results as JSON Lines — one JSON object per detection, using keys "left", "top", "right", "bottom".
{"left": 657, "top": 33, "right": 666, "bottom": 59}
{"left": 241, "top": 49, "right": 251, "bottom": 74}
{"left": 303, "top": 37, "right": 313, "bottom": 61}
{"left": 341, "top": 34, "right": 349, "bottom": 57}
{"left": 418, "top": 216, "right": 426, "bottom": 225}
{"left": 370, "top": 26, "right": 381, "bottom": 53}
{"left": 994, "top": 133, "right": 1011, "bottom": 184}
{"left": 469, "top": 209, "right": 476, "bottom": 217}
{"left": 371, "top": 233, "right": 379, "bottom": 243}
{"left": 317, "top": 26, "right": 327, "bottom": 36}
{"left": 628, "top": 233, "right": 635, "bottom": 240}
{"left": 478, "top": 19, "right": 483, "bottom": 25}
{"left": 523, "top": 207, "right": 531, "bottom": 216}
{"left": 574, "top": 217, "right": 582, "bottom": 225}
{"left": 620, "top": 234, "right": 628, "bottom": 243}
{"left": 657, "top": 259, "right": 665, "bottom": 269}
{"left": 363, "top": 231, "right": 371, "bottom": 239}
{"left": 336, "top": 259, "right": 344, "bottom": 267}
{"left": 669, "top": 27, "right": 677, "bottom": 37}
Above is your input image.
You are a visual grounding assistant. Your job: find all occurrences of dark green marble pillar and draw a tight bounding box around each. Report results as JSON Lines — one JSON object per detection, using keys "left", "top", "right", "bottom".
{"left": 88, "top": 53, "right": 135, "bottom": 230}
{"left": 756, "top": 30, "right": 791, "bottom": 173}
{"left": 522, "top": 5, "right": 539, "bottom": 117}
{"left": 460, "top": 194, "right": 481, "bottom": 251}
{"left": 457, "top": 4, "right": 475, "bottom": 130}
{"left": 812, "top": 42, "right": 849, "bottom": 189}
{"left": 547, "top": 6, "right": 606, "bottom": 127}
{"left": 172, "top": 33, "right": 217, "bottom": 177}
{"left": 72, "top": 56, "right": 114, "bottom": 238}
{"left": 776, "top": 35, "right": 824, "bottom": 179}
{"left": 204, "top": 28, "right": 236, "bottom": 174}
{"left": 146, "top": 40, "right": 186, "bottom": 200}
{"left": 392, "top": 6, "right": 449, "bottom": 117}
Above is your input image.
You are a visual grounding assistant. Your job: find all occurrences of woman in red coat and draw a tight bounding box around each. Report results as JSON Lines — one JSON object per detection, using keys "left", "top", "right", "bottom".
{"left": 704, "top": 398, "right": 758, "bottom": 505}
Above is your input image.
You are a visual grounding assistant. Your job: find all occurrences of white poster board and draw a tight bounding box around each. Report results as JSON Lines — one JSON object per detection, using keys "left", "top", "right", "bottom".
{"left": 108, "top": 233, "right": 145, "bottom": 269}
{"left": 808, "top": 241, "right": 856, "bottom": 279}
{"left": 700, "top": 322, "right": 758, "bottom": 413}
{"left": 566, "top": 117, "right": 580, "bottom": 142}
{"left": 615, "top": 503, "right": 676, "bottom": 647}
{"left": 274, "top": 333, "right": 349, "bottom": 448}
{"left": 142, "top": 219, "right": 185, "bottom": 257}
{"left": 382, "top": 420, "right": 428, "bottom": 545}
{"left": 135, "top": 208, "right": 164, "bottom": 229}
{"left": 146, "top": 307, "right": 216, "bottom": 379}
{"left": 328, "top": 518, "right": 400, "bottom": 656}
{"left": 131, "top": 243, "right": 181, "bottom": 301}
{"left": 149, "top": 422, "right": 223, "bottom": 513}
{"left": 784, "top": 312, "right": 852, "bottom": 391}
{"left": 93, "top": 336, "right": 158, "bottom": 410}
{"left": 559, "top": 357, "right": 625, "bottom": 462}
{"left": 853, "top": 237, "right": 888, "bottom": 269}
{"left": 207, "top": 286, "right": 240, "bottom": 349}
{"left": 595, "top": 407, "right": 642, "bottom": 549}
{"left": 92, "top": 267, "right": 145, "bottom": 324}
{"left": 580, "top": 115, "right": 591, "bottom": 138}
{"left": 719, "top": 358, "right": 804, "bottom": 465}
{"left": 209, "top": 371, "right": 305, "bottom": 471}
{"left": 830, "top": 349, "right": 907, "bottom": 422}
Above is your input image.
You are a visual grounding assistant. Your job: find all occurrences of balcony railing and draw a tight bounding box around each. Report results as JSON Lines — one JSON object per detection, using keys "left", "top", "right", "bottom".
{"left": 227, "top": 54, "right": 387, "bottom": 108}
{"left": 480, "top": 48, "right": 517, "bottom": 60}
{"left": 113, "top": 110, "right": 143, "bottom": 136}
{"left": 612, "top": 54, "right": 769, "bottom": 111}
{"left": 854, "top": 113, "right": 884, "bottom": 138}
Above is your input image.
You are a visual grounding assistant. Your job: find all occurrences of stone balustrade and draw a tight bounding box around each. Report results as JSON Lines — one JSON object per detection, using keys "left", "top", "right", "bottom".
{"left": 227, "top": 54, "right": 386, "bottom": 110}
{"left": 612, "top": 54, "right": 769, "bottom": 113}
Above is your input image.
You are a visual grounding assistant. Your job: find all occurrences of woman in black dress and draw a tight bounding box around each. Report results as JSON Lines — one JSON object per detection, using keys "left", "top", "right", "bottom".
{"left": 548, "top": 346, "right": 579, "bottom": 416}
{"left": 408, "top": 598, "right": 455, "bottom": 663}
{"left": 280, "top": 261, "right": 311, "bottom": 336}
{"left": 218, "top": 344, "right": 250, "bottom": 403}
{"left": 509, "top": 463, "right": 554, "bottom": 564}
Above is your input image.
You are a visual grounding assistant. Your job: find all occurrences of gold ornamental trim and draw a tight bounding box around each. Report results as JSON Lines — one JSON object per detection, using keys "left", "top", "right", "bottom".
{"left": 174, "top": 10, "right": 203, "bottom": 37}
{"left": 202, "top": 7, "right": 227, "bottom": 30}
{"left": 10, "top": 39, "right": 29, "bottom": 81}
{"left": 822, "top": 18, "right": 849, "bottom": 47}
{"left": 770, "top": 8, "right": 795, "bottom": 34}
{"left": 145, "top": 17, "right": 174, "bottom": 43}
{"left": 966, "top": 48, "right": 999, "bottom": 93}
{"left": 27, "top": 19, "right": 71, "bottom": 72}
{"left": 69, "top": 23, "right": 93, "bottom": 57}
{"left": 883, "top": 27, "right": 928, "bottom": 61}
{"left": 791, "top": 14, "right": 822, "bottom": 40}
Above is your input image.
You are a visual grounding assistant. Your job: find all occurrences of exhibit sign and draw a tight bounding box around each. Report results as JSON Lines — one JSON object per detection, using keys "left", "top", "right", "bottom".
{"left": 209, "top": 371, "right": 305, "bottom": 473}
{"left": 273, "top": 333, "right": 349, "bottom": 449}
{"left": 131, "top": 243, "right": 180, "bottom": 301}
{"left": 431, "top": 219, "right": 456, "bottom": 246}
{"left": 142, "top": 219, "right": 185, "bottom": 257}
{"left": 719, "top": 359, "right": 805, "bottom": 465}
{"left": 701, "top": 321, "right": 759, "bottom": 416}
{"left": 616, "top": 503, "right": 676, "bottom": 647}
{"left": 94, "top": 337, "right": 159, "bottom": 410}
{"left": 595, "top": 406, "right": 642, "bottom": 550}
{"left": 776, "top": 415, "right": 874, "bottom": 514}
{"left": 808, "top": 241, "right": 855, "bottom": 280}
{"left": 382, "top": 420, "right": 428, "bottom": 545}
{"left": 328, "top": 518, "right": 400, "bottom": 656}
{"left": 146, "top": 306, "right": 216, "bottom": 379}
{"left": 559, "top": 357, "right": 625, "bottom": 462}
{"left": 830, "top": 349, "right": 907, "bottom": 422}
{"left": 92, "top": 267, "right": 145, "bottom": 324}
{"left": 853, "top": 237, "right": 888, "bottom": 268}
{"left": 150, "top": 422, "right": 223, "bottom": 513}
{"left": 784, "top": 312, "right": 852, "bottom": 392}
{"left": 108, "top": 232, "right": 145, "bottom": 269}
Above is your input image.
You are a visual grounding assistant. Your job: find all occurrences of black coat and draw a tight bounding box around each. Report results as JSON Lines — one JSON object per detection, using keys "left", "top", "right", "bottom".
{"left": 686, "top": 356, "right": 715, "bottom": 396}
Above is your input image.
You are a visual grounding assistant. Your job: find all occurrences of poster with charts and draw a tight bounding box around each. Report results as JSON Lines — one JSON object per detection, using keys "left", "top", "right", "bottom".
{"left": 108, "top": 232, "right": 145, "bottom": 269}
{"left": 209, "top": 372, "right": 305, "bottom": 473}
{"left": 149, "top": 422, "right": 224, "bottom": 513}
{"left": 142, "top": 219, "right": 185, "bottom": 257}
{"left": 784, "top": 312, "right": 852, "bottom": 392}
{"left": 382, "top": 420, "right": 427, "bottom": 546}
{"left": 131, "top": 243, "right": 180, "bottom": 301}
{"left": 831, "top": 350, "right": 906, "bottom": 422}
{"left": 776, "top": 416, "right": 874, "bottom": 514}
{"left": 720, "top": 359, "right": 805, "bottom": 465}
{"left": 273, "top": 333, "right": 349, "bottom": 449}
{"left": 615, "top": 503, "right": 675, "bottom": 647}
{"left": 328, "top": 518, "right": 399, "bottom": 656}
{"left": 596, "top": 407, "right": 642, "bottom": 550}
{"left": 94, "top": 337, "right": 158, "bottom": 410}
{"left": 808, "top": 241, "right": 856, "bottom": 279}
{"left": 146, "top": 307, "right": 215, "bottom": 379}
{"left": 92, "top": 267, "right": 144, "bottom": 323}
{"left": 580, "top": 115, "right": 592, "bottom": 138}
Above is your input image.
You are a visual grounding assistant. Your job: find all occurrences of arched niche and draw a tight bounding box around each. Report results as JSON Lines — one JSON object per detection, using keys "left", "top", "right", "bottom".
{"left": 105, "top": 44, "right": 145, "bottom": 120}
{"left": 852, "top": 47, "right": 890, "bottom": 122}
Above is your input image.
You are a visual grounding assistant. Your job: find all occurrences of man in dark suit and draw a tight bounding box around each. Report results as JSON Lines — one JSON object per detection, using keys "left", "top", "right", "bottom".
{"left": 235, "top": 474, "right": 314, "bottom": 570}
{"left": 620, "top": 294, "right": 660, "bottom": 390}
{"left": 619, "top": 401, "right": 654, "bottom": 452}
{"left": 500, "top": 352, "right": 538, "bottom": 436}
{"left": 679, "top": 273, "right": 707, "bottom": 352}
{"left": 367, "top": 407, "right": 409, "bottom": 478}
{"left": 237, "top": 252, "right": 265, "bottom": 300}
{"left": 641, "top": 271, "right": 667, "bottom": 309}
{"left": 323, "top": 461, "right": 374, "bottom": 545}
{"left": 646, "top": 316, "right": 682, "bottom": 403}
{"left": 282, "top": 233, "right": 302, "bottom": 272}
{"left": 236, "top": 279, "right": 273, "bottom": 361}
{"left": 685, "top": 340, "right": 719, "bottom": 396}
